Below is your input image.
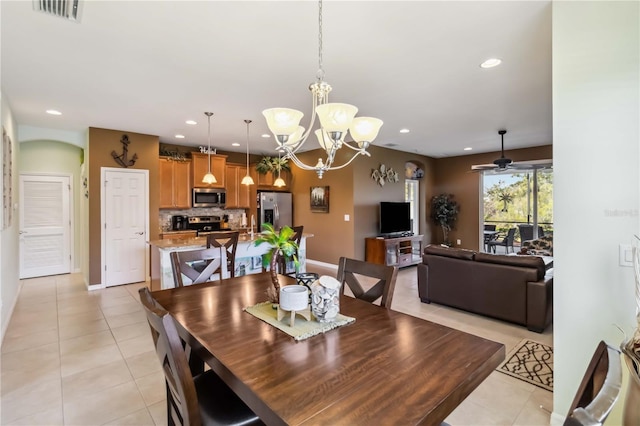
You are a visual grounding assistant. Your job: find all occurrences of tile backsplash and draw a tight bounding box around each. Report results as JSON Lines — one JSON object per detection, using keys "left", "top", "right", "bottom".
{"left": 160, "top": 208, "right": 247, "bottom": 232}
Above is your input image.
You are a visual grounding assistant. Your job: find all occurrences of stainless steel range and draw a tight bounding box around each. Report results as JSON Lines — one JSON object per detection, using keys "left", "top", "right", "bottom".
{"left": 187, "top": 216, "right": 230, "bottom": 236}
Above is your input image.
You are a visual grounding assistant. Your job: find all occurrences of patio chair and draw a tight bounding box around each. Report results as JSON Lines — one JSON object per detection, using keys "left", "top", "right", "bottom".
{"left": 518, "top": 224, "right": 545, "bottom": 242}
{"left": 487, "top": 228, "right": 516, "bottom": 254}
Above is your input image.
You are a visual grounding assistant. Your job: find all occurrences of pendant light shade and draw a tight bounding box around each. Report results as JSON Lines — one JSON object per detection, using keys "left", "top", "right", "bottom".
{"left": 241, "top": 119, "right": 254, "bottom": 186}
{"left": 273, "top": 152, "right": 286, "bottom": 188}
{"left": 202, "top": 112, "right": 217, "bottom": 184}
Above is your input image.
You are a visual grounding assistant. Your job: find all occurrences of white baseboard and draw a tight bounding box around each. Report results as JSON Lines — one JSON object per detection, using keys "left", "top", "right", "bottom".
{"left": 87, "top": 283, "right": 104, "bottom": 291}
{"left": 550, "top": 411, "right": 564, "bottom": 425}
{"left": 305, "top": 259, "right": 338, "bottom": 271}
{"left": 1, "top": 281, "right": 23, "bottom": 346}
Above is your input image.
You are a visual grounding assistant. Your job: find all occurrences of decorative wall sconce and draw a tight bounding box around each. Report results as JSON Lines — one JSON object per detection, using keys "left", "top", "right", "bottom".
{"left": 371, "top": 164, "right": 399, "bottom": 187}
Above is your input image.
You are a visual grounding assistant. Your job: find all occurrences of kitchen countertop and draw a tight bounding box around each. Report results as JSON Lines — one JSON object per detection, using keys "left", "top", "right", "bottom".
{"left": 149, "top": 232, "right": 313, "bottom": 250}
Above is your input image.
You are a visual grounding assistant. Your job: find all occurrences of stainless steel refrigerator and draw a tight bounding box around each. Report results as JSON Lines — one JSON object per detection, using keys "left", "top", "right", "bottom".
{"left": 257, "top": 191, "right": 293, "bottom": 230}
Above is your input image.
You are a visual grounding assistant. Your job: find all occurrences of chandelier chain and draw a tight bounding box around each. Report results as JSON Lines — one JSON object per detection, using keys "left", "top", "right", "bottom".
{"left": 317, "top": 0, "right": 324, "bottom": 80}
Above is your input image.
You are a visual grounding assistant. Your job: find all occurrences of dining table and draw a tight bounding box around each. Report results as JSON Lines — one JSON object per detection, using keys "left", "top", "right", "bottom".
{"left": 151, "top": 272, "right": 505, "bottom": 426}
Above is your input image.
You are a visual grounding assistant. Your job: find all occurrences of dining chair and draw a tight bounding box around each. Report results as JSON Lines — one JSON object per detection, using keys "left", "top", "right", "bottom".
{"left": 336, "top": 257, "right": 398, "bottom": 309}
{"left": 564, "top": 340, "right": 622, "bottom": 426}
{"left": 206, "top": 231, "right": 240, "bottom": 277}
{"left": 277, "top": 225, "right": 303, "bottom": 277}
{"left": 488, "top": 228, "right": 516, "bottom": 254}
{"left": 170, "top": 247, "right": 228, "bottom": 288}
{"left": 138, "top": 288, "right": 262, "bottom": 426}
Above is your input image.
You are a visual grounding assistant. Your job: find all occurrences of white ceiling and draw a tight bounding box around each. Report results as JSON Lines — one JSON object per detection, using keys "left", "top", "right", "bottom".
{"left": 1, "top": 1, "right": 552, "bottom": 158}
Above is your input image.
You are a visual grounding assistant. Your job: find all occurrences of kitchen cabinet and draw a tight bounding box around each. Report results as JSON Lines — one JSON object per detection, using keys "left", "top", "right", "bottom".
{"left": 225, "top": 163, "right": 251, "bottom": 208}
{"left": 254, "top": 167, "right": 291, "bottom": 189}
{"left": 192, "top": 153, "right": 227, "bottom": 188}
{"left": 159, "top": 157, "right": 191, "bottom": 209}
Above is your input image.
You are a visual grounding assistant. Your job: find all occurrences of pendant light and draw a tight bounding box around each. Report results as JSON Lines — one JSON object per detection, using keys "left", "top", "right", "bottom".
{"left": 273, "top": 152, "right": 286, "bottom": 188}
{"left": 241, "top": 119, "right": 255, "bottom": 186}
{"left": 202, "top": 112, "right": 217, "bottom": 184}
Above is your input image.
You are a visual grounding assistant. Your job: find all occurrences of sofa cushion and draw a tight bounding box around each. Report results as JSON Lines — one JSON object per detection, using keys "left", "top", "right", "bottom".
{"left": 423, "top": 244, "right": 476, "bottom": 261}
{"left": 475, "top": 252, "right": 545, "bottom": 281}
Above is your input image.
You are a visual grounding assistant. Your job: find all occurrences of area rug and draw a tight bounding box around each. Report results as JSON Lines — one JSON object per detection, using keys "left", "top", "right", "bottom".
{"left": 496, "top": 339, "right": 553, "bottom": 392}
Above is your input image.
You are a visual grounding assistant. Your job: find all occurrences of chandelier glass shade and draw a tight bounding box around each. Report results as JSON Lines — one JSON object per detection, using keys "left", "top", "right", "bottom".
{"left": 241, "top": 119, "right": 255, "bottom": 186}
{"left": 262, "top": 0, "right": 382, "bottom": 179}
{"left": 202, "top": 112, "right": 217, "bottom": 184}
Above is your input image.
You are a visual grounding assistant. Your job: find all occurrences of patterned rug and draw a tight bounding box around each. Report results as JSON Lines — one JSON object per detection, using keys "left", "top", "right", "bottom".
{"left": 496, "top": 339, "right": 553, "bottom": 392}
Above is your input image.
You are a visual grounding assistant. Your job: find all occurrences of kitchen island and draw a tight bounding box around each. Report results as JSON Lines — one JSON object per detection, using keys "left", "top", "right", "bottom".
{"left": 148, "top": 233, "right": 311, "bottom": 290}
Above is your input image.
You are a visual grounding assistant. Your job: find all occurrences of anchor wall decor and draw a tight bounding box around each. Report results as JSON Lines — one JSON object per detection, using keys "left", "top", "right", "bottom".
{"left": 111, "top": 134, "right": 138, "bottom": 168}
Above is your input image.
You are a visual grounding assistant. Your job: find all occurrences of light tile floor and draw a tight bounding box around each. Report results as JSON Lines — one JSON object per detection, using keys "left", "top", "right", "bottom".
{"left": 1, "top": 266, "right": 552, "bottom": 425}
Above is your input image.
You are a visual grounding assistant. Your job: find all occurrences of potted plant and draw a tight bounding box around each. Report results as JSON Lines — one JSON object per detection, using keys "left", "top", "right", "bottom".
{"left": 430, "top": 194, "right": 459, "bottom": 246}
{"left": 255, "top": 156, "right": 291, "bottom": 175}
{"left": 254, "top": 223, "right": 299, "bottom": 303}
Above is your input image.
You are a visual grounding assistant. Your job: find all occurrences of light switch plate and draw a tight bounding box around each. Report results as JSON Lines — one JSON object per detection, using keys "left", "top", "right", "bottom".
{"left": 344, "top": 214, "right": 350, "bottom": 222}
{"left": 619, "top": 244, "right": 633, "bottom": 267}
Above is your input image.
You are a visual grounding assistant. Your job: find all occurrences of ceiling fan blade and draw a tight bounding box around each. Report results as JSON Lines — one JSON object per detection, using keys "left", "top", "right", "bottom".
{"left": 471, "top": 163, "right": 498, "bottom": 171}
{"left": 509, "top": 159, "right": 553, "bottom": 170}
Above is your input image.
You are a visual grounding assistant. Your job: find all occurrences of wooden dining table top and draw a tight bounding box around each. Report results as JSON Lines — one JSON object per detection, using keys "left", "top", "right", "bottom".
{"left": 151, "top": 272, "right": 505, "bottom": 426}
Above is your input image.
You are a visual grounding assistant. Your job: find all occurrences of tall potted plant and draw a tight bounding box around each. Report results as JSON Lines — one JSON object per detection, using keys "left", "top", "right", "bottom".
{"left": 254, "top": 223, "right": 299, "bottom": 303}
{"left": 430, "top": 193, "right": 459, "bottom": 246}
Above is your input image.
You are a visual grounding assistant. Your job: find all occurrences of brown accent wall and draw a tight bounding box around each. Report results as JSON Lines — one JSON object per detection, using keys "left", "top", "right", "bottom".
{"left": 88, "top": 127, "right": 159, "bottom": 285}
{"left": 290, "top": 145, "right": 435, "bottom": 264}
{"left": 352, "top": 146, "right": 436, "bottom": 260}
{"left": 290, "top": 149, "right": 355, "bottom": 264}
{"left": 432, "top": 145, "right": 552, "bottom": 251}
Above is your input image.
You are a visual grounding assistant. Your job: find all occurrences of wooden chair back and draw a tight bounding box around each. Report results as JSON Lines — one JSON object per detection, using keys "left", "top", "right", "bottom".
{"left": 206, "top": 231, "right": 240, "bottom": 277}
{"left": 138, "top": 287, "right": 201, "bottom": 425}
{"left": 170, "top": 247, "right": 228, "bottom": 288}
{"left": 337, "top": 257, "right": 398, "bottom": 309}
{"left": 564, "top": 341, "right": 622, "bottom": 425}
{"left": 278, "top": 226, "right": 304, "bottom": 277}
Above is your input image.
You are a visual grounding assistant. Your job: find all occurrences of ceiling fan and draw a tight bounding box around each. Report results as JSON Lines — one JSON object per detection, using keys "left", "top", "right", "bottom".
{"left": 471, "top": 129, "right": 552, "bottom": 172}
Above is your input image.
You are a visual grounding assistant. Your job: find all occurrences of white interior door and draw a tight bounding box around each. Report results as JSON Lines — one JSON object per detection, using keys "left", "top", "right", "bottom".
{"left": 19, "top": 174, "right": 72, "bottom": 278}
{"left": 102, "top": 168, "right": 148, "bottom": 287}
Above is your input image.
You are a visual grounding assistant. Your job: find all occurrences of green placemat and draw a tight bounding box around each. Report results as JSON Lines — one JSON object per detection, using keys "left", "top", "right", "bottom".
{"left": 244, "top": 301, "right": 355, "bottom": 341}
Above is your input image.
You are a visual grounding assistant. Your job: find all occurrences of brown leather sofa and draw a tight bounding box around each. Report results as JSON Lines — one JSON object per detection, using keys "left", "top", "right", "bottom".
{"left": 417, "top": 245, "right": 553, "bottom": 333}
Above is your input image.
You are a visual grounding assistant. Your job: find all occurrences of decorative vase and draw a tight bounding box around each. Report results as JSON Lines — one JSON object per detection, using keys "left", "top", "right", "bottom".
{"left": 296, "top": 272, "right": 319, "bottom": 302}
{"left": 279, "top": 285, "right": 308, "bottom": 312}
{"left": 310, "top": 275, "right": 341, "bottom": 323}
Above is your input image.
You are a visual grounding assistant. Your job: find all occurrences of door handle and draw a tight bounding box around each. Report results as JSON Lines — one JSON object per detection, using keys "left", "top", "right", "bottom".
{"left": 135, "top": 231, "right": 144, "bottom": 235}
{"left": 19, "top": 231, "right": 26, "bottom": 234}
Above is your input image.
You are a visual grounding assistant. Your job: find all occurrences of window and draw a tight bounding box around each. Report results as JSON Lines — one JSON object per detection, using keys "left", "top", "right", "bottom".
{"left": 405, "top": 179, "right": 419, "bottom": 235}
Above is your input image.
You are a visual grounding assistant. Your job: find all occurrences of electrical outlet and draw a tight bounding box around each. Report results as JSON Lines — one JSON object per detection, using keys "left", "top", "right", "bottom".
{"left": 344, "top": 214, "right": 350, "bottom": 222}
{"left": 456, "top": 239, "right": 461, "bottom": 245}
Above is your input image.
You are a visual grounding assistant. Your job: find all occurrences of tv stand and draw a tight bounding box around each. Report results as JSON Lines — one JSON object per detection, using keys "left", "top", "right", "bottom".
{"left": 365, "top": 234, "right": 423, "bottom": 268}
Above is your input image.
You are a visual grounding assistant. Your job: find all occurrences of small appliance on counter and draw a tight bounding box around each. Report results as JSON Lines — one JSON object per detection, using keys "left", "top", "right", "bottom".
{"left": 171, "top": 215, "right": 189, "bottom": 231}
{"left": 187, "top": 216, "right": 231, "bottom": 236}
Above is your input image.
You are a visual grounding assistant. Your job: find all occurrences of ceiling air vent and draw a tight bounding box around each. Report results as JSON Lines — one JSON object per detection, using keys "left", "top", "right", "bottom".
{"left": 32, "top": 0, "right": 82, "bottom": 22}
{"left": 384, "top": 143, "right": 398, "bottom": 147}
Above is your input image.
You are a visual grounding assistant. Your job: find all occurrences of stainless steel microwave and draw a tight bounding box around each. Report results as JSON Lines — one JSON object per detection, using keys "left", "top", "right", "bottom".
{"left": 192, "top": 188, "right": 226, "bottom": 208}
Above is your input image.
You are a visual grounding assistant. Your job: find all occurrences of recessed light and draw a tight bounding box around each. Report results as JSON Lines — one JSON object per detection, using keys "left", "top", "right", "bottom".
{"left": 261, "top": 134, "right": 271, "bottom": 138}
{"left": 46, "top": 109, "right": 62, "bottom": 115}
{"left": 185, "top": 120, "right": 197, "bottom": 125}
{"left": 464, "top": 147, "right": 473, "bottom": 151}
{"left": 480, "top": 58, "right": 502, "bottom": 68}
{"left": 399, "top": 129, "right": 410, "bottom": 134}
{"left": 175, "top": 134, "right": 185, "bottom": 139}
{"left": 231, "top": 143, "right": 241, "bottom": 147}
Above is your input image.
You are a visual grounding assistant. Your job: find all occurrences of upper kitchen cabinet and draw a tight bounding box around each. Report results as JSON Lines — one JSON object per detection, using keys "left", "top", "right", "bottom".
{"left": 192, "top": 153, "right": 226, "bottom": 188}
{"left": 159, "top": 157, "right": 191, "bottom": 209}
{"left": 225, "top": 163, "right": 251, "bottom": 209}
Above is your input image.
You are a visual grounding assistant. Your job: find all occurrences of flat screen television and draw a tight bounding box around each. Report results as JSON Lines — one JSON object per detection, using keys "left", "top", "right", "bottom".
{"left": 379, "top": 202, "right": 412, "bottom": 236}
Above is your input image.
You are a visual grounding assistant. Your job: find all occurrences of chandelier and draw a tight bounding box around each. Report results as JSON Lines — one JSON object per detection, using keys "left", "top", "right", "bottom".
{"left": 262, "top": 0, "right": 383, "bottom": 179}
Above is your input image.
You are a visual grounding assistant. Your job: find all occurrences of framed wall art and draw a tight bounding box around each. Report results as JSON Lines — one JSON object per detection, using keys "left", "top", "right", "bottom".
{"left": 310, "top": 186, "right": 329, "bottom": 213}
{"left": 2, "top": 127, "right": 12, "bottom": 229}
